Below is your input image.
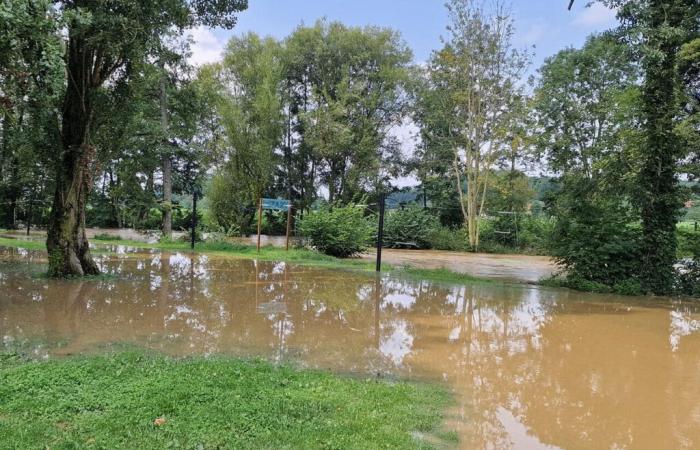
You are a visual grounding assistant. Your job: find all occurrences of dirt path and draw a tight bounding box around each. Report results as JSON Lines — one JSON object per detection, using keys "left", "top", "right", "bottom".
{"left": 361, "top": 249, "right": 557, "bottom": 283}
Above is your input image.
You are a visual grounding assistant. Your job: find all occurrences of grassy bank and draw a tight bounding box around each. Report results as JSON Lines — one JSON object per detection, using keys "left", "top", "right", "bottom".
{"left": 0, "top": 352, "right": 454, "bottom": 449}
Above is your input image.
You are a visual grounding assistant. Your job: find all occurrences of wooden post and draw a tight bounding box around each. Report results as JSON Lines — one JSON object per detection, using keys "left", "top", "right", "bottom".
{"left": 285, "top": 204, "right": 293, "bottom": 251}
{"left": 376, "top": 192, "right": 386, "bottom": 272}
{"left": 256, "top": 196, "right": 263, "bottom": 253}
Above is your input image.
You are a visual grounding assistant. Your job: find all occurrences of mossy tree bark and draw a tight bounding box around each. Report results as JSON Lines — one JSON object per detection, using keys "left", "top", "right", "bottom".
{"left": 46, "top": 31, "right": 107, "bottom": 277}
{"left": 636, "top": 0, "right": 694, "bottom": 294}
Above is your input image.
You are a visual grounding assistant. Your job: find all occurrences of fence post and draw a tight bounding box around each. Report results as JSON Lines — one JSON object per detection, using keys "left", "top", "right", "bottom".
{"left": 376, "top": 192, "right": 386, "bottom": 272}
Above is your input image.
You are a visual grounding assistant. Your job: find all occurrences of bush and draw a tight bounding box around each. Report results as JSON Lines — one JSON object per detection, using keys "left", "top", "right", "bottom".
{"left": 549, "top": 217, "right": 642, "bottom": 287}
{"left": 674, "top": 259, "right": 700, "bottom": 297}
{"left": 477, "top": 215, "right": 553, "bottom": 255}
{"left": 677, "top": 225, "right": 700, "bottom": 258}
{"left": 383, "top": 206, "right": 439, "bottom": 249}
{"left": 296, "top": 204, "right": 375, "bottom": 257}
{"left": 206, "top": 173, "right": 255, "bottom": 236}
{"left": 427, "top": 227, "right": 468, "bottom": 251}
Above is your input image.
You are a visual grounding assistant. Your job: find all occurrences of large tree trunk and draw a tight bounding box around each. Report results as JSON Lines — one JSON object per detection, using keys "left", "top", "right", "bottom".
{"left": 46, "top": 34, "right": 100, "bottom": 277}
{"left": 46, "top": 147, "right": 99, "bottom": 276}
{"left": 160, "top": 73, "right": 173, "bottom": 239}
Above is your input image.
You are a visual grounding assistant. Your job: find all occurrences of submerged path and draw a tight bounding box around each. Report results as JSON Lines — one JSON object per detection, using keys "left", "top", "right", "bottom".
{"left": 2, "top": 228, "right": 556, "bottom": 283}
{"left": 362, "top": 249, "right": 556, "bottom": 283}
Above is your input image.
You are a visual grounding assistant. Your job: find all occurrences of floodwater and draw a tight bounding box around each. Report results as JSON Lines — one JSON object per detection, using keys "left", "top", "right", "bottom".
{"left": 1, "top": 246, "right": 699, "bottom": 449}
{"left": 361, "top": 248, "right": 556, "bottom": 283}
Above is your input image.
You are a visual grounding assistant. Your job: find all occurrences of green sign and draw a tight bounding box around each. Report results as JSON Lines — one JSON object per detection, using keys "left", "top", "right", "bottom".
{"left": 262, "top": 198, "right": 290, "bottom": 211}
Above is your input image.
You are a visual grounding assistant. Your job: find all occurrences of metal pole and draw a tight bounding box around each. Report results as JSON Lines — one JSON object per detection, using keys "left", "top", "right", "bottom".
{"left": 376, "top": 192, "right": 385, "bottom": 272}
{"left": 256, "top": 196, "right": 263, "bottom": 253}
{"left": 26, "top": 197, "right": 32, "bottom": 236}
{"left": 285, "top": 204, "right": 293, "bottom": 251}
{"left": 190, "top": 191, "right": 197, "bottom": 250}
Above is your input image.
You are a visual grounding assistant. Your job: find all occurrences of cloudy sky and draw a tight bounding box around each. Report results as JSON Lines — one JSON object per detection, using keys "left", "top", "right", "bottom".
{"left": 189, "top": 0, "right": 618, "bottom": 68}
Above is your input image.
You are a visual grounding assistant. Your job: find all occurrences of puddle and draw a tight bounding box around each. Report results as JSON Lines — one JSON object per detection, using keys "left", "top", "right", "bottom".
{"left": 1, "top": 246, "right": 699, "bottom": 449}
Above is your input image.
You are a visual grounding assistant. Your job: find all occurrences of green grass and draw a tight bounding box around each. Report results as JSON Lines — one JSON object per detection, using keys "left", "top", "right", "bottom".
{"left": 0, "top": 237, "right": 46, "bottom": 251}
{"left": 0, "top": 352, "right": 454, "bottom": 450}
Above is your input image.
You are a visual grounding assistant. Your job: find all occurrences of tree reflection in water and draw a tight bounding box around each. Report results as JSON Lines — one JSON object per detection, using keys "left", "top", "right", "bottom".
{"left": 1, "top": 247, "right": 699, "bottom": 449}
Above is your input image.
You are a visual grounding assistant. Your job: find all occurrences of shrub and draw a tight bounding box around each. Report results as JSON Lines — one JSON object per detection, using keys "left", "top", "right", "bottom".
{"left": 206, "top": 173, "right": 255, "bottom": 236}
{"left": 548, "top": 211, "right": 642, "bottom": 287}
{"left": 296, "top": 204, "right": 375, "bottom": 257}
{"left": 677, "top": 226, "right": 700, "bottom": 258}
{"left": 612, "top": 278, "right": 644, "bottom": 296}
{"left": 477, "top": 215, "right": 553, "bottom": 255}
{"left": 427, "top": 227, "right": 468, "bottom": 251}
{"left": 383, "top": 206, "right": 439, "bottom": 249}
{"left": 674, "top": 259, "right": 700, "bottom": 297}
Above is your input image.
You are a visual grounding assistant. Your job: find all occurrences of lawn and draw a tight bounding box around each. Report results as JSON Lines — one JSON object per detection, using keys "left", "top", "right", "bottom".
{"left": 0, "top": 352, "right": 455, "bottom": 449}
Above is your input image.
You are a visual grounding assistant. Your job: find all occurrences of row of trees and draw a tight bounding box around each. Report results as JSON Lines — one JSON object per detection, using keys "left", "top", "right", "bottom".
{"left": 1, "top": 0, "right": 698, "bottom": 295}
{"left": 203, "top": 21, "right": 413, "bottom": 234}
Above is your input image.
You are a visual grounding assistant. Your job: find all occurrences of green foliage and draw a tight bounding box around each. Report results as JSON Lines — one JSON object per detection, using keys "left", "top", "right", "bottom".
{"left": 549, "top": 213, "right": 643, "bottom": 288}
{"left": 426, "top": 227, "right": 468, "bottom": 252}
{"left": 216, "top": 33, "right": 284, "bottom": 202}
{"left": 677, "top": 224, "right": 700, "bottom": 258}
{"left": 383, "top": 206, "right": 440, "bottom": 249}
{"left": 205, "top": 173, "right": 254, "bottom": 236}
{"left": 674, "top": 260, "right": 700, "bottom": 297}
{"left": 0, "top": 0, "right": 63, "bottom": 230}
{"left": 475, "top": 217, "right": 542, "bottom": 255}
{"left": 296, "top": 204, "right": 375, "bottom": 257}
{"left": 288, "top": 20, "right": 413, "bottom": 204}
{"left": 0, "top": 352, "right": 452, "bottom": 449}
{"left": 599, "top": 0, "right": 699, "bottom": 294}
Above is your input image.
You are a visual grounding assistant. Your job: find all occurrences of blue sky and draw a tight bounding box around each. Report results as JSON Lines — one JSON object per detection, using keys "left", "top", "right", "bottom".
{"left": 190, "top": 0, "right": 619, "bottom": 70}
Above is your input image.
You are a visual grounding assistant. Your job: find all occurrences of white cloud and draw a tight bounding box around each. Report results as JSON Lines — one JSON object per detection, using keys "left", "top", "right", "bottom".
{"left": 572, "top": 3, "right": 617, "bottom": 28}
{"left": 188, "top": 27, "right": 226, "bottom": 66}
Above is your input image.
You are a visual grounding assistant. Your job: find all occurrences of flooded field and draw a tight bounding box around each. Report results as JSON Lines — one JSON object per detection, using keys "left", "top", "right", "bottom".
{"left": 1, "top": 245, "right": 699, "bottom": 449}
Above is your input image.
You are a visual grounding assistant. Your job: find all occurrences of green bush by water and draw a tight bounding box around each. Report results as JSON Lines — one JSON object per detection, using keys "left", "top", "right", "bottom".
{"left": 296, "top": 204, "right": 375, "bottom": 258}
{"left": 384, "top": 206, "right": 440, "bottom": 249}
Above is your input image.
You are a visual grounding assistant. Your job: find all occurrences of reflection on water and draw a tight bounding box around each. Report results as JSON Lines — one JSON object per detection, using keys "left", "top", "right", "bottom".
{"left": 1, "top": 246, "right": 699, "bottom": 449}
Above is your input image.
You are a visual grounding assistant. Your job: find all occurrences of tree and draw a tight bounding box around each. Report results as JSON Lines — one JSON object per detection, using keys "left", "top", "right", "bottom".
{"left": 419, "top": 0, "right": 530, "bottom": 249}
{"left": 285, "top": 21, "right": 412, "bottom": 204}
{"left": 45, "top": 0, "right": 247, "bottom": 277}
{"left": 533, "top": 35, "right": 643, "bottom": 287}
{"left": 211, "top": 33, "right": 285, "bottom": 213}
{"left": 0, "top": 0, "right": 63, "bottom": 231}
{"left": 593, "top": 0, "right": 699, "bottom": 293}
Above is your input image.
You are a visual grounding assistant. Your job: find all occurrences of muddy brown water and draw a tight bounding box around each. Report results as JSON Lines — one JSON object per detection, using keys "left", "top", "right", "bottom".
{"left": 1, "top": 246, "right": 699, "bottom": 449}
